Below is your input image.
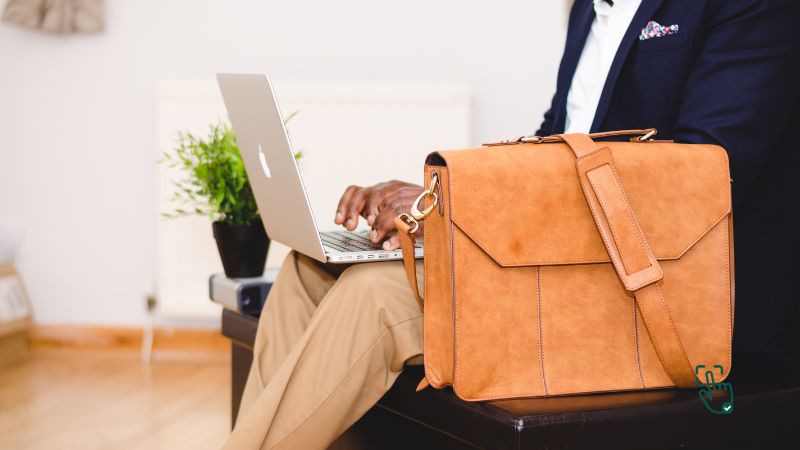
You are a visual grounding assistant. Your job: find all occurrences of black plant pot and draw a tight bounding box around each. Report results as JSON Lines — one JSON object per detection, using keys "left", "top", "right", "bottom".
{"left": 212, "top": 221, "right": 270, "bottom": 278}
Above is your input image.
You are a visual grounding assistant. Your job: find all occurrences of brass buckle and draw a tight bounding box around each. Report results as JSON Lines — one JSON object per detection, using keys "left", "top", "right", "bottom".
{"left": 410, "top": 173, "right": 439, "bottom": 220}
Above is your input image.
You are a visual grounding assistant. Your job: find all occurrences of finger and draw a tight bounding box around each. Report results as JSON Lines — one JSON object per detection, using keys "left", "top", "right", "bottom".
{"left": 370, "top": 213, "right": 390, "bottom": 243}
{"left": 369, "top": 193, "right": 395, "bottom": 242}
{"left": 372, "top": 201, "right": 400, "bottom": 243}
{"left": 366, "top": 200, "right": 380, "bottom": 227}
{"left": 335, "top": 186, "right": 359, "bottom": 224}
{"left": 345, "top": 188, "right": 369, "bottom": 230}
{"left": 367, "top": 206, "right": 379, "bottom": 227}
{"left": 382, "top": 232, "right": 400, "bottom": 251}
{"left": 365, "top": 183, "right": 392, "bottom": 225}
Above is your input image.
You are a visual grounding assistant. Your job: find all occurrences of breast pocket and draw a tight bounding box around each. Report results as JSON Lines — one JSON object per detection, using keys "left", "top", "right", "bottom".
{"left": 634, "top": 30, "right": 689, "bottom": 53}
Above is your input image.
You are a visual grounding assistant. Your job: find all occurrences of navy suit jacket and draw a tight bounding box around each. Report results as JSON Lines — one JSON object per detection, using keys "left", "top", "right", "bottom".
{"left": 538, "top": 0, "right": 800, "bottom": 381}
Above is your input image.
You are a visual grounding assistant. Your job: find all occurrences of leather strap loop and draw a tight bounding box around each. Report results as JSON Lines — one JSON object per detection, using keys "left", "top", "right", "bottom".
{"left": 558, "top": 133, "right": 697, "bottom": 388}
{"left": 395, "top": 217, "right": 424, "bottom": 309}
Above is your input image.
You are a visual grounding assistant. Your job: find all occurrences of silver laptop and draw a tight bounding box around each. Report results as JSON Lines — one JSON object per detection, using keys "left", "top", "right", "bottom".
{"left": 216, "top": 73, "right": 423, "bottom": 264}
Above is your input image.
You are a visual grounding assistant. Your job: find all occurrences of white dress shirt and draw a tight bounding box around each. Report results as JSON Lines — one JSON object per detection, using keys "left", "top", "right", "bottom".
{"left": 564, "top": 0, "right": 642, "bottom": 133}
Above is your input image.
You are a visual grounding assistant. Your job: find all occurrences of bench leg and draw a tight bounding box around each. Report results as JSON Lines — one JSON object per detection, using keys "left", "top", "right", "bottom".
{"left": 231, "top": 342, "right": 253, "bottom": 429}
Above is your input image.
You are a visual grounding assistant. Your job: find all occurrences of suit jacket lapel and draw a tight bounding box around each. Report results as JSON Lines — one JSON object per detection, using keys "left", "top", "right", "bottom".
{"left": 553, "top": 2, "right": 595, "bottom": 133}
{"left": 589, "top": 0, "right": 665, "bottom": 132}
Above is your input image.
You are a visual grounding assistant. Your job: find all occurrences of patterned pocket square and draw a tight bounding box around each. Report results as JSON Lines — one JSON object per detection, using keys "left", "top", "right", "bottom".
{"left": 639, "top": 20, "right": 680, "bottom": 41}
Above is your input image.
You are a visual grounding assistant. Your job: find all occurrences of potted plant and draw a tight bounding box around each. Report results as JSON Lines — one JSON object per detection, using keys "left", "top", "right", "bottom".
{"left": 160, "top": 117, "right": 299, "bottom": 278}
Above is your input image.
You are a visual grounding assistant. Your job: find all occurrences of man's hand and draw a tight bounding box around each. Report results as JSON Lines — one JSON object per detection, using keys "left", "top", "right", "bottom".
{"left": 334, "top": 181, "right": 423, "bottom": 250}
{"left": 369, "top": 186, "right": 424, "bottom": 250}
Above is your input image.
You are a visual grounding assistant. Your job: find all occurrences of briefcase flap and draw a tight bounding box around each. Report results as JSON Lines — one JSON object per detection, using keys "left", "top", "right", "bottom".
{"left": 431, "top": 141, "right": 731, "bottom": 267}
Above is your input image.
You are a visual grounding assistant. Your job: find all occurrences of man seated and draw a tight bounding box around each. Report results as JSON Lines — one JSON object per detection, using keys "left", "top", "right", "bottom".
{"left": 225, "top": 1, "right": 800, "bottom": 448}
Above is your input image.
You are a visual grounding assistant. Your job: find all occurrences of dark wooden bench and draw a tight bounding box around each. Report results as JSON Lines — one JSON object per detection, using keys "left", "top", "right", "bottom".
{"left": 222, "top": 309, "right": 800, "bottom": 449}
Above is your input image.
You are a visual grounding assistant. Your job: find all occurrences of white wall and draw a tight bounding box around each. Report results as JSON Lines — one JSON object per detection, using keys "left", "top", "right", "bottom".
{"left": 0, "top": 0, "right": 567, "bottom": 326}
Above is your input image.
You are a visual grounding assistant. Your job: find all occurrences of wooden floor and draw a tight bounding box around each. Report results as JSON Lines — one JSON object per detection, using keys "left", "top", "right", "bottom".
{"left": 0, "top": 347, "right": 231, "bottom": 450}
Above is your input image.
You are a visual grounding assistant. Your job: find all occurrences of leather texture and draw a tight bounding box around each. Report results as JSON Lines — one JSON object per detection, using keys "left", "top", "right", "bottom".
{"left": 398, "top": 130, "right": 734, "bottom": 402}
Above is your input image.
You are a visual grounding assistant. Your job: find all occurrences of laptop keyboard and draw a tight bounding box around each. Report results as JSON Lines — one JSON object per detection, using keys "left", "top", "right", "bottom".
{"left": 321, "top": 230, "right": 384, "bottom": 253}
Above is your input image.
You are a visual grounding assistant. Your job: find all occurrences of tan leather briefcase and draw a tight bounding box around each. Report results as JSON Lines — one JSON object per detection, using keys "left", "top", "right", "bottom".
{"left": 395, "top": 129, "right": 734, "bottom": 401}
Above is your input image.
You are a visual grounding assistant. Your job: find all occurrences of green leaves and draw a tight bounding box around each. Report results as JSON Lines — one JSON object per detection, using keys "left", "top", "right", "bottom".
{"left": 158, "top": 118, "right": 291, "bottom": 226}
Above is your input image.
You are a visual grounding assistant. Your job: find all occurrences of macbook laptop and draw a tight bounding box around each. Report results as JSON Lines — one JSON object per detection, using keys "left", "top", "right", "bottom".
{"left": 216, "top": 73, "right": 423, "bottom": 263}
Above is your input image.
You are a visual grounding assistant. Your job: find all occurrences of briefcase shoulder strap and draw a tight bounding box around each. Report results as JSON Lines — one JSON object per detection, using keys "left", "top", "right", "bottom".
{"left": 396, "top": 217, "right": 424, "bottom": 309}
{"left": 558, "top": 133, "right": 697, "bottom": 388}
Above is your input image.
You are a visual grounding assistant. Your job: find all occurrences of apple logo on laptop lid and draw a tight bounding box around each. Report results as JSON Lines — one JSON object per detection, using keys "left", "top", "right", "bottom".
{"left": 257, "top": 144, "right": 272, "bottom": 178}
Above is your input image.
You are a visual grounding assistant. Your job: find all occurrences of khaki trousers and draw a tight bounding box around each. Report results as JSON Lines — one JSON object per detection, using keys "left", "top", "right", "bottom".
{"left": 223, "top": 251, "right": 424, "bottom": 449}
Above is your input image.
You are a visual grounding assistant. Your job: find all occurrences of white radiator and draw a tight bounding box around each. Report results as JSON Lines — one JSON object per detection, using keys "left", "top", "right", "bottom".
{"left": 156, "top": 80, "right": 471, "bottom": 320}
